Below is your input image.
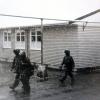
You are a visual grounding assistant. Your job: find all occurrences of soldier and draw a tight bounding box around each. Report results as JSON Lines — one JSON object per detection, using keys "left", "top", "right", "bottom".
{"left": 9, "top": 49, "right": 21, "bottom": 90}
{"left": 59, "top": 50, "right": 75, "bottom": 87}
{"left": 20, "top": 51, "right": 34, "bottom": 94}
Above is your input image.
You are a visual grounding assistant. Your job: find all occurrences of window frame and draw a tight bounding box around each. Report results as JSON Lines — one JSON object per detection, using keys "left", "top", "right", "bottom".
{"left": 15, "top": 30, "right": 25, "bottom": 49}
{"left": 30, "top": 29, "right": 41, "bottom": 50}
{"left": 3, "top": 30, "right": 12, "bottom": 48}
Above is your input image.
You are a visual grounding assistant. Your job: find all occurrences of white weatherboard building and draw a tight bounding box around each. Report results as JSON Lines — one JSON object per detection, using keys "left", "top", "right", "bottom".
{"left": 0, "top": 10, "right": 100, "bottom": 69}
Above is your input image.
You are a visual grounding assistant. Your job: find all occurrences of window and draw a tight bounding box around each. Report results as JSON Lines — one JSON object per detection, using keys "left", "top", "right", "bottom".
{"left": 37, "top": 31, "right": 41, "bottom": 42}
{"left": 15, "top": 30, "right": 25, "bottom": 49}
{"left": 30, "top": 30, "right": 41, "bottom": 50}
{"left": 3, "top": 31, "right": 11, "bottom": 48}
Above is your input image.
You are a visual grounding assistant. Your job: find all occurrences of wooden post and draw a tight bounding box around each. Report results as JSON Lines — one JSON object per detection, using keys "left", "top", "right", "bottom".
{"left": 25, "top": 29, "right": 30, "bottom": 58}
{"left": 41, "top": 18, "right": 43, "bottom": 64}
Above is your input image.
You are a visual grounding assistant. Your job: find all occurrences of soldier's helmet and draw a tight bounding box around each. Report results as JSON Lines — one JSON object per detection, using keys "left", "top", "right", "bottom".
{"left": 64, "top": 50, "right": 70, "bottom": 56}
{"left": 20, "top": 51, "right": 26, "bottom": 58}
{"left": 13, "top": 49, "right": 20, "bottom": 55}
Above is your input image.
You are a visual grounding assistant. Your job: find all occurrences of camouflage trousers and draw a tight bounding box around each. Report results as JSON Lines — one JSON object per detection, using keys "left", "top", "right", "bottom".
{"left": 10, "top": 73, "right": 31, "bottom": 93}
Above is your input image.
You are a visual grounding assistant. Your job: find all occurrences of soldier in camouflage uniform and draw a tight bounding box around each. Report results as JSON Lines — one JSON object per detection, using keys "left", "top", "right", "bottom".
{"left": 20, "top": 51, "right": 34, "bottom": 93}
{"left": 9, "top": 49, "right": 22, "bottom": 90}
{"left": 59, "top": 50, "right": 75, "bottom": 87}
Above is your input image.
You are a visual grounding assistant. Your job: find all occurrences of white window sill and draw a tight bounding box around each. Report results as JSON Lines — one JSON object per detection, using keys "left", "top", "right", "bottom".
{"left": 30, "top": 48, "right": 41, "bottom": 51}
{"left": 3, "top": 47, "right": 11, "bottom": 49}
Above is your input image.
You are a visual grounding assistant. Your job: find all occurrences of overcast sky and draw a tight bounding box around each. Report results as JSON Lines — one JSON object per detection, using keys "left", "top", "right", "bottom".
{"left": 0, "top": 0, "right": 100, "bottom": 27}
